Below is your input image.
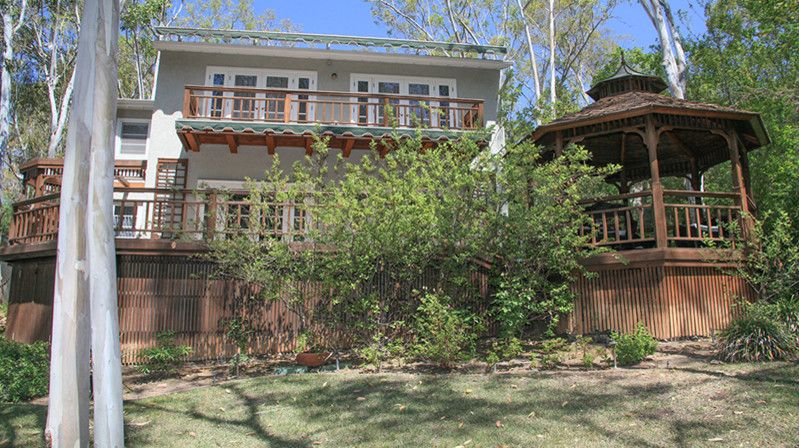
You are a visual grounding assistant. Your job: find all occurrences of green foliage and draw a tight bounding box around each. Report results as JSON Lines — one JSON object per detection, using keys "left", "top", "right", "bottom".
{"left": 137, "top": 331, "right": 192, "bottom": 376}
{"left": 537, "top": 353, "right": 561, "bottom": 370}
{"left": 689, "top": 0, "right": 799, "bottom": 231}
{"left": 718, "top": 302, "right": 797, "bottom": 363}
{"left": 412, "top": 292, "right": 481, "bottom": 368}
{"left": 222, "top": 317, "right": 252, "bottom": 374}
{"left": 486, "top": 337, "right": 524, "bottom": 366}
{"left": 492, "top": 144, "right": 617, "bottom": 337}
{"left": 592, "top": 46, "right": 664, "bottom": 85}
{"left": 356, "top": 328, "right": 407, "bottom": 371}
{"left": 0, "top": 339, "right": 49, "bottom": 402}
{"left": 612, "top": 324, "right": 657, "bottom": 366}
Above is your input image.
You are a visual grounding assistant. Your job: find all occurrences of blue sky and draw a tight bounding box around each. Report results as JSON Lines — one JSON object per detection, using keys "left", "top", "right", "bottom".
{"left": 263, "top": 0, "right": 708, "bottom": 50}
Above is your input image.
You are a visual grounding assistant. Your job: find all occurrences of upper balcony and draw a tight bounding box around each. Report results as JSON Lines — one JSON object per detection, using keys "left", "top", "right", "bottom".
{"left": 178, "top": 86, "right": 487, "bottom": 154}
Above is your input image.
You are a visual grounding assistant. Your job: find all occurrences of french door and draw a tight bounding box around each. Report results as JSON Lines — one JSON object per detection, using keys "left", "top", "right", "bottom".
{"left": 350, "top": 75, "right": 456, "bottom": 128}
{"left": 205, "top": 67, "right": 317, "bottom": 123}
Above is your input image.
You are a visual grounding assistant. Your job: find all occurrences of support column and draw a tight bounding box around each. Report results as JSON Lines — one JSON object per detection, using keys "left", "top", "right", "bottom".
{"left": 646, "top": 116, "right": 668, "bottom": 248}
{"left": 726, "top": 128, "right": 753, "bottom": 239}
{"left": 554, "top": 131, "right": 564, "bottom": 156}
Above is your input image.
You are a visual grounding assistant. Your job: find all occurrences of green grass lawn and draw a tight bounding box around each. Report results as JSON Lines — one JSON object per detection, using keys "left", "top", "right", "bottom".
{"left": 2, "top": 362, "right": 798, "bottom": 447}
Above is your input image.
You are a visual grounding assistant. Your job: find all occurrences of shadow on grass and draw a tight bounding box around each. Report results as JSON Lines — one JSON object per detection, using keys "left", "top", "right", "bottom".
{"left": 0, "top": 403, "right": 46, "bottom": 447}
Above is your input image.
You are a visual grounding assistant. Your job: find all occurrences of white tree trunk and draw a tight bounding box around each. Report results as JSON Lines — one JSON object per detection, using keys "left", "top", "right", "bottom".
{"left": 44, "top": 0, "right": 95, "bottom": 440}
{"left": 87, "top": 0, "right": 124, "bottom": 445}
{"left": 548, "top": 0, "right": 557, "bottom": 105}
{"left": 515, "top": 0, "right": 541, "bottom": 103}
{"left": 641, "top": 0, "right": 685, "bottom": 99}
{"left": 0, "top": 0, "right": 26, "bottom": 166}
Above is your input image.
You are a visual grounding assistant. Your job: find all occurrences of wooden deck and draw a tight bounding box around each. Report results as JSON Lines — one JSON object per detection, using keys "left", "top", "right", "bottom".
{"left": 1, "top": 187, "right": 753, "bottom": 353}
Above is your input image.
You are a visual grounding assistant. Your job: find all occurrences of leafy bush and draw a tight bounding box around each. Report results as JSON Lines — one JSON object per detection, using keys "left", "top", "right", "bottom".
{"left": 612, "top": 324, "right": 658, "bottom": 366}
{"left": 485, "top": 337, "right": 524, "bottom": 368}
{"left": 717, "top": 303, "right": 797, "bottom": 362}
{"left": 222, "top": 317, "right": 252, "bottom": 375}
{"left": 0, "top": 338, "right": 49, "bottom": 402}
{"left": 356, "top": 330, "right": 407, "bottom": 371}
{"left": 412, "top": 292, "right": 481, "bottom": 368}
{"left": 137, "top": 331, "right": 192, "bottom": 376}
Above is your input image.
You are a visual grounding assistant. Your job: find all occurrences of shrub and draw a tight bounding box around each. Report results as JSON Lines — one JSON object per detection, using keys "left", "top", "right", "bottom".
{"left": 0, "top": 338, "right": 49, "bottom": 402}
{"left": 717, "top": 303, "right": 797, "bottom": 362}
{"left": 612, "top": 324, "right": 658, "bottom": 366}
{"left": 412, "top": 292, "right": 481, "bottom": 368}
{"left": 137, "top": 331, "right": 192, "bottom": 376}
{"left": 356, "top": 331, "right": 406, "bottom": 371}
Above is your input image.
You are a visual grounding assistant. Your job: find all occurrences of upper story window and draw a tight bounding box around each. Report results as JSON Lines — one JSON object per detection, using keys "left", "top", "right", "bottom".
{"left": 116, "top": 119, "right": 149, "bottom": 157}
{"left": 350, "top": 74, "right": 457, "bottom": 128}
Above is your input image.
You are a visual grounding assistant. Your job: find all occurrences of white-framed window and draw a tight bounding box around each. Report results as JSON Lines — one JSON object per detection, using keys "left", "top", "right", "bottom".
{"left": 203, "top": 67, "right": 317, "bottom": 122}
{"left": 115, "top": 119, "right": 149, "bottom": 158}
{"left": 349, "top": 74, "right": 457, "bottom": 128}
{"left": 198, "top": 179, "right": 312, "bottom": 242}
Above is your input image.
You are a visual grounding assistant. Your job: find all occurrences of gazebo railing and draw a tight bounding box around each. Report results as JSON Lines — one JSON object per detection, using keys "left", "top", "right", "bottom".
{"left": 580, "top": 189, "right": 745, "bottom": 249}
{"left": 579, "top": 191, "right": 655, "bottom": 247}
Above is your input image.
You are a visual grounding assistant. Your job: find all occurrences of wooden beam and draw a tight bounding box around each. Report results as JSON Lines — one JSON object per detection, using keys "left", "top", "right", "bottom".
{"left": 342, "top": 138, "right": 355, "bottom": 158}
{"left": 225, "top": 134, "right": 238, "bottom": 154}
{"left": 184, "top": 132, "right": 200, "bottom": 152}
{"left": 380, "top": 139, "right": 391, "bottom": 158}
{"left": 265, "top": 134, "right": 276, "bottom": 155}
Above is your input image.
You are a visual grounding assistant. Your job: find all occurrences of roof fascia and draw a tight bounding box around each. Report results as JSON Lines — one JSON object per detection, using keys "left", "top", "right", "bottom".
{"left": 153, "top": 41, "right": 511, "bottom": 70}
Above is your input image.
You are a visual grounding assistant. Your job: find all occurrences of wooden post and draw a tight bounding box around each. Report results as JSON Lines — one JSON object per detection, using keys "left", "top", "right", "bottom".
{"left": 205, "top": 191, "right": 218, "bottom": 241}
{"left": 383, "top": 97, "right": 390, "bottom": 127}
{"left": 183, "top": 87, "right": 191, "bottom": 118}
{"left": 645, "top": 116, "right": 668, "bottom": 248}
{"left": 476, "top": 102, "right": 484, "bottom": 129}
{"left": 726, "top": 128, "right": 753, "bottom": 239}
{"left": 554, "top": 131, "right": 564, "bottom": 157}
{"left": 283, "top": 93, "right": 291, "bottom": 123}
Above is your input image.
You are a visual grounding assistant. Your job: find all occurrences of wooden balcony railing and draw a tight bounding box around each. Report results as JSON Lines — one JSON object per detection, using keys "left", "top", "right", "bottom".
{"left": 183, "top": 85, "right": 485, "bottom": 131}
{"left": 579, "top": 189, "right": 746, "bottom": 249}
{"left": 6, "top": 188, "right": 314, "bottom": 246}
{"left": 20, "top": 158, "right": 147, "bottom": 197}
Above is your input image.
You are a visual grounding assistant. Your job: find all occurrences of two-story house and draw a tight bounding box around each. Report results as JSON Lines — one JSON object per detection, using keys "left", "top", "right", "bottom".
{"left": 2, "top": 28, "right": 509, "bottom": 361}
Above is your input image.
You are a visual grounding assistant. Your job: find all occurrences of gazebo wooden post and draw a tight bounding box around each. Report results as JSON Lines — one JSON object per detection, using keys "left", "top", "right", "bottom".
{"left": 645, "top": 116, "right": 668, "bottom": 248}
{"left": 554, "top": 131, "right": 564, "bottom": 156}
{"left": 725, "top": 128, "right": 753, "bottom": 240}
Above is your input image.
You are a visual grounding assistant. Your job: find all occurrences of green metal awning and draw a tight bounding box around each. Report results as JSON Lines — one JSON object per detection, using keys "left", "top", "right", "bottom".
{"left": 154, "top": 26, "right": 507, "bottom": 59}
{"left": 175, "top": 119, "right": 490, "bottom": 142}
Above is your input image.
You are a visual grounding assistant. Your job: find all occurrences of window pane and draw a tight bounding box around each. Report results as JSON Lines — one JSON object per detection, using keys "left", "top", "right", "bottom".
{"left": 408, "top": 83, "right": 430, "bottom": 96}
{"left": 378, "top": 82, "right": 399, "bottom": 94}
{"left": 438, "top": 85, "right": 450, "bottom": 96}
{"left": 266, "top": 76, "right": 289, "bottom": 88}
{"left": 121, "top": 122, "right": 148, "bottom": 139}
{"left": 357, "top": 81, "right": 369, "bottom": 93}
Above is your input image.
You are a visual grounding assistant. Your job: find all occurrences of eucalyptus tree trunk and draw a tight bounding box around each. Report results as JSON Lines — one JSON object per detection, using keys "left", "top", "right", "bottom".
{"left": 46, "top": 0, "right": 124, "bottom": 444}
{"left": 87, "top": 0, "right": 124, "bottom": 444}
{"left": 0, "top": 0, "right": 27, "bottom": 167}
{"left": 640, "top": 0, "right": 686, "bottom": 99}
{"left": 548, "top": 0, "right": 557, "bottom": 106}
{"left": 515, "top": 0, "right": 542, "bottom": 103}
{"left": 45, "top": 0, "right": 95, "bottom": 440}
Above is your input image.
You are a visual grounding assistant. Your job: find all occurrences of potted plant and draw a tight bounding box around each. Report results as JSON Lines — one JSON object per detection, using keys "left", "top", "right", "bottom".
{"left": 294, "top": 330, "right": 332, "bottom": 367}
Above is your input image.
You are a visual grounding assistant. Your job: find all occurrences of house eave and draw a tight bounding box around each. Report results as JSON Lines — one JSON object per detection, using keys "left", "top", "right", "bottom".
{"left": 152, "top": 41, "right": 512, "bottom": 70}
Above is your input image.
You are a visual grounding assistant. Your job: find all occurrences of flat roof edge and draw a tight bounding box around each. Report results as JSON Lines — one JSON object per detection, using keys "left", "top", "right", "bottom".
{"left": 153, "top": 41, "right": 511, "bottom": 69}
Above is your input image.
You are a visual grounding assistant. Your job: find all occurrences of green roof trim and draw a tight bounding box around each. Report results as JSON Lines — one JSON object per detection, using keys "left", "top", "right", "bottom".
{"left": 154, "top": 26, "right": 507, "bottom": 58}
{"left": 175, "top": 119, "right": 490, "bottom": 141}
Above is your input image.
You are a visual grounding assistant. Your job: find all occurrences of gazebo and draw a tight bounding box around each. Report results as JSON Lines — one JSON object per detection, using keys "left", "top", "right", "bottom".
{"left": 529, "top": 59, "right": 769, "bottom": 339}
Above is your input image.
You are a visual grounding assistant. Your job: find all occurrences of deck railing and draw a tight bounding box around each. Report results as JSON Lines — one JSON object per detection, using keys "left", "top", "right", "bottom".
{"left": 183, "top": 85, "right": 485, "bottom": 131}
{"left": 6, "top": 187, "right": 748, "bottom": 250}
{"left": 20, "top": 158, "right": 147, "bottom": 196}
{"left": 579, "top": 189, "right": 745, "bottom": 249}
{"left": 7, "top": 188, "right": 314, "bottom": 246}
